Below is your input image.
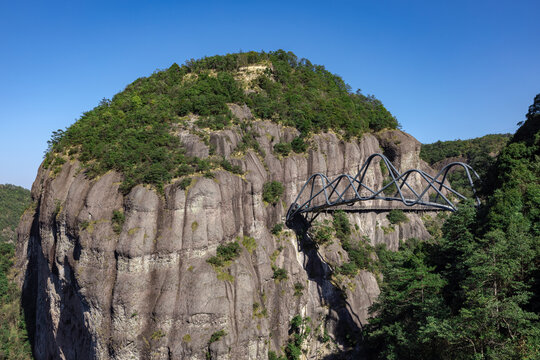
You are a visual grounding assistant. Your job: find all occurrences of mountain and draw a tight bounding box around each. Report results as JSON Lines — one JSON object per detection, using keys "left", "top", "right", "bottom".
{"left": 15, "top": 51, "right": 439, "bottom": 359}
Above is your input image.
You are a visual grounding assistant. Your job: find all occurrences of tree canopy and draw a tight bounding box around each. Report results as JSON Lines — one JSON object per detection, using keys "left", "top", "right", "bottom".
{"left": 44, "top": 50, "right": 398, "bottom": 193}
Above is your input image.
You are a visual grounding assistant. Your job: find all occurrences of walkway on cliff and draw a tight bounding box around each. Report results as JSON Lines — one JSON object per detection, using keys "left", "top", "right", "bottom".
{"left": 286, "top": 153, "right": 480, "bottom": 226}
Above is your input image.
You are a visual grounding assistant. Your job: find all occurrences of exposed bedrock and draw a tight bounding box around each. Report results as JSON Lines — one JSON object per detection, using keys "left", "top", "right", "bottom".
{"left": 17, "top": 121, "right": 436, "bottom": 359}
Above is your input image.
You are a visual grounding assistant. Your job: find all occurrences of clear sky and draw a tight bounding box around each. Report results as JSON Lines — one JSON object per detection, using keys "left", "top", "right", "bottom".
{"left": 1, "top": 0, "right": 538, "bottom": 189}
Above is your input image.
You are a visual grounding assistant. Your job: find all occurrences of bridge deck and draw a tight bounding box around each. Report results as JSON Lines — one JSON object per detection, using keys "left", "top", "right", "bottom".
{"left": 316, "top": 204, "right": 447, "bottom": 212}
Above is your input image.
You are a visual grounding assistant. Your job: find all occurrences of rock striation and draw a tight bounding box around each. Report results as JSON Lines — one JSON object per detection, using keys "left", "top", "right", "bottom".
{"left": 17, "top": 120, "right": 437, "bottom": 359}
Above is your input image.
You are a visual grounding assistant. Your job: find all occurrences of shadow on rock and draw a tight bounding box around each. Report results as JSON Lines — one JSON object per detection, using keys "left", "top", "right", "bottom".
{"left": 21, "top": 204, "right": 96, "bottom": 360}
{"left": 287, "top": 214, "right": 365, "bottom": 359}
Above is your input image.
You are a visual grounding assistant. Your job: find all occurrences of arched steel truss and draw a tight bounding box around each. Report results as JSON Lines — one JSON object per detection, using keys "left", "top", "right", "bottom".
{"left": 286, "top": 153, "right": 480, "bottom": 225}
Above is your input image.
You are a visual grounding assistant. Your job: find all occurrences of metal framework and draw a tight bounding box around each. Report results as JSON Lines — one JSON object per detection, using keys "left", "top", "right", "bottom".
{"left": 286, "top": 153, "right": 480, "bottom": 225}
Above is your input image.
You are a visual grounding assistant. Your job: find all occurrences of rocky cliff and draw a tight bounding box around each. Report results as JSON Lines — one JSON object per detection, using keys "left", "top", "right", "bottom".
{"left": 16, "top": 115, "right": 439, "bottom": 359}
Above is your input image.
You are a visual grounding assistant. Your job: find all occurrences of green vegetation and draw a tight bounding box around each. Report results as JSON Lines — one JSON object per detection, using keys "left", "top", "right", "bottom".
{"left": 421, "top": 133, "right": 511, "bottom": 196}
{"left": 273, "top": 137, "right": 307, "bottom": 157}
{"left": 386, "top": 209, "right": 408, "bottom": 225}
{"left": 208, "top": 329, "right": 226, "bottom": 344}
{"left": 421, "top": 213, "right": 447, "bottom": 239}
{"left": 420, "top": 133, "right": 511, "bottom": 166}
{"left": 293, "top": 282, "right": 304, "bottom": 297}
{"left": 262, "top": 181, "right": 284, "bottom": 205}
{"left": 44, "top": 50, "right": 397, "bottom": 193}
{"left": 252, "top": 302, "right": 268, "bottom": 319}
{"left": 111, "top": 209, "right": 125, "bottom": 234}
{"left": 0, "top": 185, "right": 31, "bottom": 243}
{"left": 332, "top": 211, "right": 378, "bottom": 276}
{"left": 270, "top": 223, "right": 283, "bottom": 235}
{"left": 273, "top": 142, "right": 292, "bottom": 157}
{"left": 0, "top": 243, "right": 32, "bottom": 358}
{"left": 178, "top": 177, "right": 192, "bottom": 190}
{"left": 240, "top": 236, "right": 257, "bottom": 253}
{"left": 365, "top": 96, "right": 540, "bottom": 359}
{"left": 206, "top": 329, "right": 227, "bottom": 360}
{"left": 332, "top": 210, "right": 351, "bottom": 241}
{"left": 272, "top": 267, "right": 288, "bottom": 282}
{"left": 268, "top": 315, "right": 312, "bottom": 360}
{"left": 206, "top": 241, "right": 242, "bottom": 282}
{"left": 150, "top": 329, "right": 165, "bottom": 340}
{"left": 310, "top": 221, "right": 333, "bottom": 245}
{"left": 218, "top": 157, "right": 243, "bottom": 174}
{"left": 207, "top": 241, "right": 241, "bottom": 267}
{"left": 0, "top": 185, "right": 32, "bottom": 358}
{"left": 206, "top": 241, "right": 242, "bottom": 281}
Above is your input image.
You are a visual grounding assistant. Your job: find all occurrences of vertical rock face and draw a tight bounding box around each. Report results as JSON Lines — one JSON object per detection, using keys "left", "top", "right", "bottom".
{"left": 17, "top": 122, "right": 436, "bottom": 359}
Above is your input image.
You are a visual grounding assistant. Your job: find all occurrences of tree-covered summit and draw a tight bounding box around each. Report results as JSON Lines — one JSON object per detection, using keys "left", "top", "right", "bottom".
{"left": 45, "top": 50, "right": 398, "bottom": 192}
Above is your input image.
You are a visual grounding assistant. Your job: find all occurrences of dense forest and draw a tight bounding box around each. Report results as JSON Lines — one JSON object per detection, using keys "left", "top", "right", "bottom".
{"left": 365, "top": 95, "right": 540, "bottom": 359}
{"left": 44, "top": 50, "right": 398, "bottom": 193}
{"left": 0, "top": 184, "right": 32, "bottom": 358}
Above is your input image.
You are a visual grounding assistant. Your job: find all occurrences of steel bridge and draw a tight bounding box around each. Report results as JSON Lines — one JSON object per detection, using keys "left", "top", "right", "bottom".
{"left": 286, "top": 153, "right": 480, "bottom": 226}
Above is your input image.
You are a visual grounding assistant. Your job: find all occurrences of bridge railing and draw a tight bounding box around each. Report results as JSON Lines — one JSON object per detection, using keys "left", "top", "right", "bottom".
{"left": 286, "top": 153, "right": 480, "bottom": 225}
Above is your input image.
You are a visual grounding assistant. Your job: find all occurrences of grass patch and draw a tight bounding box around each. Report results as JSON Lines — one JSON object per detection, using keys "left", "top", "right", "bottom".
{"left": 241, "top": 236, "right": 257, "bottom": 253}
{"left": 151, "top": 329, "right": 165, "bottom": 340}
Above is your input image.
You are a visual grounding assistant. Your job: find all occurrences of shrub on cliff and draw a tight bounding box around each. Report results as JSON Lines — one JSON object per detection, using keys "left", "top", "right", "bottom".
{"left": 386, "top": 209, "right": 408, "bottom": 225}
{"left": 263, "top": 181, "right": 284, "bottom": 205}
{"left": 207, "top": 241, "right": 241, "bottom": 267}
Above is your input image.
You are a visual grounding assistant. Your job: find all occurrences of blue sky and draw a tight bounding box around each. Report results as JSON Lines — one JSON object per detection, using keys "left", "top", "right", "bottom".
{"left": 1, "top": 0, "right": 538, "bottom": 189}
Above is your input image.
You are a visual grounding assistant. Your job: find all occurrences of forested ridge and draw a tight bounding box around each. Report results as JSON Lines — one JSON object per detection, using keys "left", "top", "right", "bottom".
{"left": 365, "top": 95, "right": 540, "bottom": 359}
{"left": 44, "top": 50, "right": 398, "bottom": 193}
{"left": 0, "top": 184, "right": 32, "bottom": 358}
{"left": 420, "top": 133, "right": 511, "bottom": 167}
{"left": 0, "top": 185, "right": 31, "bottom": 243}
{"left": 420, "top": 133, "right": 512, "bottom": 197}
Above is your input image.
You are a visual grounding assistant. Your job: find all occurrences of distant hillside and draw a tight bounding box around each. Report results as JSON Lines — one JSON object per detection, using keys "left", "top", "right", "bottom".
{"left": 0, "top": 184, "right": 32, "bottom": 357}
{"left": 420, "top": 133, "right": 511, "bottom": 196}
{"left": 0, "top": 184, "right": 31, "bottom": 243}
{"left": 420, "top": 133, "right": 511, "bottom": 168}
{"left": 44, "top": 50, "right": 398, "bottom": 193}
